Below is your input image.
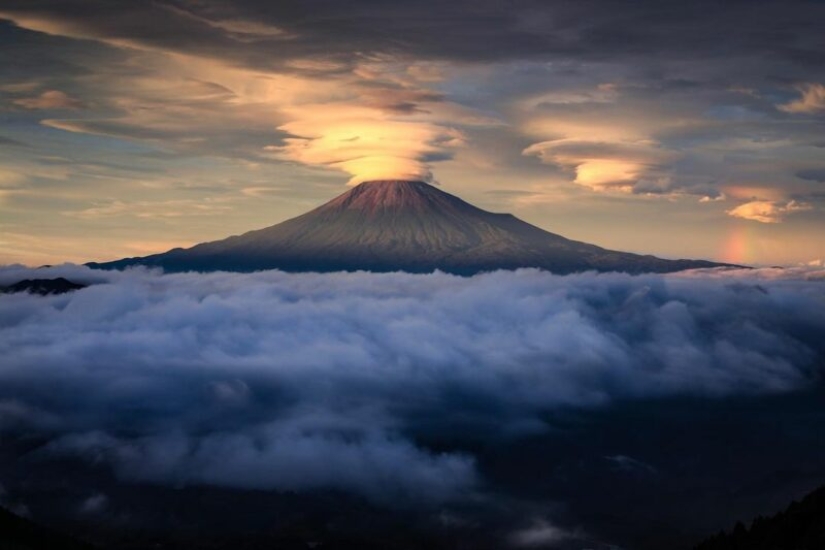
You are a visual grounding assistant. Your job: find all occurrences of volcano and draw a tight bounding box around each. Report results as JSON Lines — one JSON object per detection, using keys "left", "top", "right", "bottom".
{"left": 88, "top": 180, "right": 730, "bottom": 274}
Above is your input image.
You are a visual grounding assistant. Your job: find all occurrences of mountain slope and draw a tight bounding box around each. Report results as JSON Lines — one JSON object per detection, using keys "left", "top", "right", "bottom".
{"left": 88, "top": 180, "right": 730, "bottom": 274}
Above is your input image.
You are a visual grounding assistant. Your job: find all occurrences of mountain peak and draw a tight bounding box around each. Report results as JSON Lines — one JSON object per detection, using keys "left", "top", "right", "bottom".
{"left": 354, "top": 180, "right": 437, "bottom": 195}
{"left": 88, "top": 180, "right": 735, "bottom": 275}
{"left": 324, "top": 179, "right": 454, "bottom": 215}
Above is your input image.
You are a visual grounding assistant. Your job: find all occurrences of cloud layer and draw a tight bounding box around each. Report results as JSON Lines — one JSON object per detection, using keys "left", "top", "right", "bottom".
{"left": 1, "top": 265, "right": 823, "bottom": 508}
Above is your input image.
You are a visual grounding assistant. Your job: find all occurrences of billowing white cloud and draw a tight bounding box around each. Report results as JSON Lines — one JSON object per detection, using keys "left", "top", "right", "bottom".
{"left": 726, "top": 199, "right": 812, "bottom": 223}
{"left": 1, "top": 266, "right": 824, "bottom": 507}
{"left": 45, "top": 422, "right": 475, "bottom": 505}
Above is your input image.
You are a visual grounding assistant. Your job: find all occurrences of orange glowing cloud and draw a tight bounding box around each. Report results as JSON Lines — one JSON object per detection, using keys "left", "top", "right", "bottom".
{"left": 523, "top": 138, "right": 676, "bottom": 192}
{"left": 8, "top": 32, "right": 471, "bottom": 186}
{"left": 269, "top": 105, "right": 465, "bottom": 184}
{"left": 726, "top": 200, "right": 811, "bottom": 223}
{"left": 778, "top": 83, "right": 825, "bottom": 114}
{"left": 13, "top": 90, "right": 83, "bottom": 110}
{"left": 1, "top": 7, "right": 489, "bottom": 188}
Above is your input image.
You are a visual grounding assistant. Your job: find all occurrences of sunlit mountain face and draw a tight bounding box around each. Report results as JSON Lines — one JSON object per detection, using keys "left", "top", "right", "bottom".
{"left": 1, "top": 2, "right": 825, "bottom": 550}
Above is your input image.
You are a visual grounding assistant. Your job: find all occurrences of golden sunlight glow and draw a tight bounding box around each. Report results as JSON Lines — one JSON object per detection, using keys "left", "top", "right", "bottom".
{"left": 573, "top": 159, "right": 640, "bottom": 191}
{"left": 523, "top": 138, "right": 673, "bottom": 192}
{"left": 271, "top": 106, "right": 464, "bottom": 184}
{"left": 1, "top": 5, "right": 822, "bottom": 267}
{"left": 778, "top": 83, "right": 825, "bottom": 114}
{"left": 726, "top": 200, "right": 812, "bottom": 224}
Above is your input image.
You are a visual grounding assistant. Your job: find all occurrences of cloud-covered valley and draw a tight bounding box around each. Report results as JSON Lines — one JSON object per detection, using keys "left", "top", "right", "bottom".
{"left": 1, "top": 266, "right": 823, "bottom": 520}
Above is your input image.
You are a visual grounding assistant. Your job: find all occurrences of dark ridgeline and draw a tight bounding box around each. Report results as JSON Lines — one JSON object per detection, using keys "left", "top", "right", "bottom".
{"left": 87, "top": 180, "right": 732, "bottom": 274}
{"left": 0, "top": 277, "right": 87, "bottom": 296}
{"left": 695, "top": 484, "right": 825, "bottom": 550}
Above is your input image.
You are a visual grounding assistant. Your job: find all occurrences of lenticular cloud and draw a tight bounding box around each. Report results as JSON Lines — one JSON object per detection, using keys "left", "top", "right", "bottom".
{"left": 1, "top": 265, "right": 823, "bottom": 503}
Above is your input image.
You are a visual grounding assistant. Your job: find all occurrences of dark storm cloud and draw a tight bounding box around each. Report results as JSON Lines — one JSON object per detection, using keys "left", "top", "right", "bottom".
{"left": 0, "top": 135, "right": 29, "bottom": 148}
{"left": 0, "top": 18, "right": 127, "bottom": 94}
{"left": 796, "top": 168, "right": 825, "bottom": 183}
{"left": 0, "top": 266, "right": 823, "bottom": 505}
{"left": 3, "top": 0, "right": 824, "bottom": 71}
{"left": 3, "top": 0, "right": 825, "bottom": 218}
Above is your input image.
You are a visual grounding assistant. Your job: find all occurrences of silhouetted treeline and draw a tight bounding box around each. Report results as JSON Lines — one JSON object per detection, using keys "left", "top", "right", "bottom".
{"left": 695, "top": 485, "right": 825, "bottom": 550}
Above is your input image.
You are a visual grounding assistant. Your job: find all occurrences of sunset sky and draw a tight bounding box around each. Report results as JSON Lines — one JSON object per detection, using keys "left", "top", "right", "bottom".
{"left": 1, "top": 0, "right": 823, "bottom": 267}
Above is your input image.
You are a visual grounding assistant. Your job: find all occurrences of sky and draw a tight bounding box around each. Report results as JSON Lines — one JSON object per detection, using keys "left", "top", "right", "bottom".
{"left": 1, "top": 0, "right": 824, "bottom": 267}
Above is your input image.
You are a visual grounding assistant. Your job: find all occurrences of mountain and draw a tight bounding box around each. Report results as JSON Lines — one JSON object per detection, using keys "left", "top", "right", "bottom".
{"left": 0, "top": 277, "right": 87, "bottom": 295}
{"left": 695, "top": 484, "right": 825, "bottom": 550}
{"left": 88, "top": 180, "right": 731, "bottom": 274}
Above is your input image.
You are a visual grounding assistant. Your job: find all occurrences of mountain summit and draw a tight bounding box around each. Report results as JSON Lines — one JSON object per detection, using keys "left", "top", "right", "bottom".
{"left": 88, "top": 180, "right": 730, "bottom": 274}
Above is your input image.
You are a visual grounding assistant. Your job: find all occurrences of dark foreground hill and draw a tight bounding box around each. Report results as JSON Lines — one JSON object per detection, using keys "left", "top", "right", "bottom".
{"left": 0, "top": 505, "right": 94, "bottom": 550}
{"left": 0, "top": 277, "right": 86, "bottom": 295}
{"left": 88, "top": 180, "right": 731, "bottom": 274}
{"left": 696, "top": 484, "right": 825, "bottom": 550}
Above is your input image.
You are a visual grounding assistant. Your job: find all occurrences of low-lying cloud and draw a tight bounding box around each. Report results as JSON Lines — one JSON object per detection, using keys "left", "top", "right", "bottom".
{"left": 1, "top": 265, "right": 824, "bottom": 506}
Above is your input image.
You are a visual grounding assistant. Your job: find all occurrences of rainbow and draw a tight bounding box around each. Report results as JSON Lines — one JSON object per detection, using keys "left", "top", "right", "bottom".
{"left": 720, "top": 223, "right": 760, "bottom": 265}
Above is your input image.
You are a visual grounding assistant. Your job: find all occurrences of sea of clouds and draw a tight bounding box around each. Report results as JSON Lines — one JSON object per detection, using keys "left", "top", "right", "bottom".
{"left": 1, "top": 265, "right": 823, "bottom": 506}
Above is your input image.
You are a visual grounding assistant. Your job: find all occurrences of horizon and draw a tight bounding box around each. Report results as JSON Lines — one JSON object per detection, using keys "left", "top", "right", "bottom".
{"left": 3, "top": 177, "right": 814, "bottom": 269}
{"left": 1, "top": 1, "right": 824, "bottom": 267}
